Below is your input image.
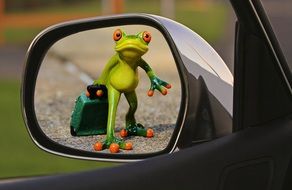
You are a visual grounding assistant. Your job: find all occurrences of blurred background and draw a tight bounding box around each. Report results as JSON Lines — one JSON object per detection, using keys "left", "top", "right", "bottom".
{"left": 0, "top": 0, "right": 290, "bottom": 179}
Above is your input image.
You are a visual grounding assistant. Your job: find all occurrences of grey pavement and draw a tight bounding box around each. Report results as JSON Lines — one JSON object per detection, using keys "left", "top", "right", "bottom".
{"left": 48, "top": 26, "right": 179, "bottom": 78}
{"left": 35, "top": 53, "right": 181, "bottom": 154}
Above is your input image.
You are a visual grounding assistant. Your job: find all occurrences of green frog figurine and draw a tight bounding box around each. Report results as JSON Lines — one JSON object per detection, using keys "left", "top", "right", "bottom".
{"left": 93, "top": 29, "right": 171, "bottom": 153}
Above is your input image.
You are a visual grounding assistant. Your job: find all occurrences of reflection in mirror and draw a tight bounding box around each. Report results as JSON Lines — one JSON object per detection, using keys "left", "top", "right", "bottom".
{"left": 35, "top": 25, "right": 181, "bottom": 154}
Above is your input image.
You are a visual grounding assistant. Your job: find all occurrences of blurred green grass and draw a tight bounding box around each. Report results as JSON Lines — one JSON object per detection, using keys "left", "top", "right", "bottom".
{"left": 175, "top": 3, "right": 228, "bottom": 43}
{"left": 4, "top": 28, "right": 41, "bottom": 45}
{"left": 8, "top": 0, "right": 101, "bottom": 14}
{"left": 4, "top": 0, "right": 228, "bottom": 45}
{"left": 125, "top": 0, "right": 228, "bottom": 43}
{"left": 0, "top": 80, "right": 114, "bottom": 179}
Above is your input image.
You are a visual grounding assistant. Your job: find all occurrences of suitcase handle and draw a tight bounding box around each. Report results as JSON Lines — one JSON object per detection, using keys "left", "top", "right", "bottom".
{"left": 86, "top": 84, "right": 108, "bottom": 100}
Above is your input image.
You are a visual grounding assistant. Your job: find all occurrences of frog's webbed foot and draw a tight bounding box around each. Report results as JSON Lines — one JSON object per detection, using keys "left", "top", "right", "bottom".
{"left": 93, "top": 137, "right": 132, "bottom": 153}
{"left": 120, "top": 123, "right": 154, "bottom": 138}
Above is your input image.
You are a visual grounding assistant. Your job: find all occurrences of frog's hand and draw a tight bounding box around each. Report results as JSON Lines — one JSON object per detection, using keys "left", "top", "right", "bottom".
{"left": 148, "top": 77, "right": 171, "bottom": 97}
{"left": 138, "top": 59, "right": 171, "bottom": 96}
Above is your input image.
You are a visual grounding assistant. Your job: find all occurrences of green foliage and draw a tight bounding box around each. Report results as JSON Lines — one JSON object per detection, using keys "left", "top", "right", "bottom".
{"left": 4, "top": 0, "right": 228, "bottom": 45}
{"left": 125, "top": 0, "right": 228, "bottom": 43}
{"left": 125, "top": 0, "right": 161, "bottom": 14}
{"left": 6, "top": 0, "right": 99, "bottom": 13}
{"left": 175, "top": 3, "right": 228, "bottom": 43}
{"left": 0, "top": 80, "right": 114, "bottom": 179}
{"left": 4, "top": 28, "right": 42, "bottom": 45}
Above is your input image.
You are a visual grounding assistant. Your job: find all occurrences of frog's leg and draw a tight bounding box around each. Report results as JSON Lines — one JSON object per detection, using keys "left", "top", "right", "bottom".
{"left": 105, "top": 85, "right": 121, "bottom": 144}
{"left": 125, "top": 90, "right": 138, "bottom": 127}
{"left": 120, "top": 90, "right": 154, "bottom": 138}
{"left": 94, "top": 85, "right": 132, "bottom": 152}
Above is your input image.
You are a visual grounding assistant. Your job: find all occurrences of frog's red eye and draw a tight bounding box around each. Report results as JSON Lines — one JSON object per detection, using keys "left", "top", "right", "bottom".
{"left": 142, "top": 31, "right": 151, "bottom": 43}
{"left": 113, "top": 29, "right": 122, "bottom": 41}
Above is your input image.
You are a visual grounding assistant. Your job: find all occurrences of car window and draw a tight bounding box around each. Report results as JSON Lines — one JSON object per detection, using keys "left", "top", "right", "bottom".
{"left": 0, "top": 0, "right": 231, "bottom": 179}
{"left": 261, "top": 0, "right": 292, "bottom": 72}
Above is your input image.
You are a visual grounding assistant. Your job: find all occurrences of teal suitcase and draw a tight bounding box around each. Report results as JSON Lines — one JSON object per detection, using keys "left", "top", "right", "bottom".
{"left": 70, "top": 85, "right": 108, "bottom": 136}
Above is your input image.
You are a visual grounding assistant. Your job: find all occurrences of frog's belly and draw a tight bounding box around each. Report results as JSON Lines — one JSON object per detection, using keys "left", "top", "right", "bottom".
{"left": 109, "top": 66, "right": 139, "bottom": 92}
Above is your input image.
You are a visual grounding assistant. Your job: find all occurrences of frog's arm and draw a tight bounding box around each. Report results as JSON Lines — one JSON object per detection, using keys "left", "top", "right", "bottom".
{"left": 93, "top": 54, "right": 119, "bottom": 85}
{"left": 138, "top": 59, "right": 171, "bottom": 96}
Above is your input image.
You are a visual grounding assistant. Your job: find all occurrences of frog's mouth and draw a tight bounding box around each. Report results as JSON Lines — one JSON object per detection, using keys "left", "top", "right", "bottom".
{"left": 115, "top": 42, "right": 148, "bottom": 54}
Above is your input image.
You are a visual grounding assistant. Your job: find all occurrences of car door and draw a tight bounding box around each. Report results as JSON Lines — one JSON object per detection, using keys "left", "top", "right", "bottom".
{"left": 0, "top": 0, "right": 291, "bottom": 189}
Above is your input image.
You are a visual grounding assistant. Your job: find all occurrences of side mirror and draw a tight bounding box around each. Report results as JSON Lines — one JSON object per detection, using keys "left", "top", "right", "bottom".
{"left": 22, "top": 14, "right": 233, "bottom": 162}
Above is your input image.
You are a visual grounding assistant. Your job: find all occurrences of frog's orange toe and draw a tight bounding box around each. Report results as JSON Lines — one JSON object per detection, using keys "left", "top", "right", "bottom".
{"left": 166, "top": 84, "right": 172, "bottom": 89}
{"left": 96, "top": 90, "right": 103, "bottom": 97}
{"left": 85, "top": 90, "right": 90, "bottom": 97}
{"left": 148, "top": 90, "right": 154, "bottom": 97}
{"left": 120, "top": 129, "right": 128, "bottom": 137}
{"left": 124, "top": 142, "right": 133, "bottom": 150}
{"left": 109, "top": 143, "right": 120, "bottom": 153}
{"left": 93, "top": 142, "right": 103, "bottom": 151}
{"left": 161, "top": 89, "right": 168, "bottom": 95}
{"left": 146, "top": 128, "right": 154, "bottom": 138}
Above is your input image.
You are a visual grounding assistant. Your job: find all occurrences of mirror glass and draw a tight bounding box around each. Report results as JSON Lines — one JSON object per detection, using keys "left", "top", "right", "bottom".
{"left": 35, "top": 25, "right": 181, "bottom": 154}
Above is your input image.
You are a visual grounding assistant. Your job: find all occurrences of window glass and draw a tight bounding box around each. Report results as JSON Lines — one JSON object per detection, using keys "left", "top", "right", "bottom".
{"left": 0, "top": 0, "right": 231, "bottom": 179}
{"left": 261, "top": 0, "right": 292, "bottom": 71}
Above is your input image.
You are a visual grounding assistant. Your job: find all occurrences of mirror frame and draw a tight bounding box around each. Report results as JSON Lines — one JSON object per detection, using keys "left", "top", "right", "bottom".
{"left": 21, "top": 14, "right": 189, "bottom": 162}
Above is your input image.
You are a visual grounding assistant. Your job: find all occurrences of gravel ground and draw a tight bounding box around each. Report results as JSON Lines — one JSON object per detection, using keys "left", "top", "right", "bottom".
{"left": 35, "top": 41, "right": 181, "bottom": 154}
